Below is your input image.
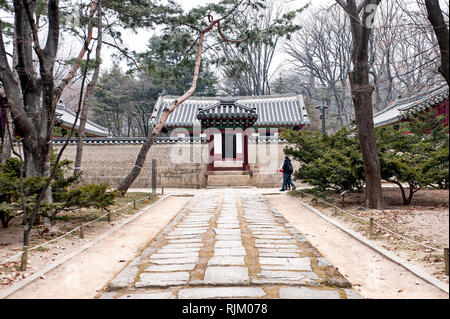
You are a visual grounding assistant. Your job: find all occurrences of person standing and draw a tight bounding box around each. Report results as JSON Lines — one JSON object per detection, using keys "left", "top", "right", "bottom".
{"left": 280, "top": 156, "right": 296, "bottom": 191}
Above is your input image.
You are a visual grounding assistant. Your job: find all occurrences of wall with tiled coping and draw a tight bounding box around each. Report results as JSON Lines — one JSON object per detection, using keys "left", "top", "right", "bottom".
{"left": 54, "top": 142, "right": 296, "bottom": 188}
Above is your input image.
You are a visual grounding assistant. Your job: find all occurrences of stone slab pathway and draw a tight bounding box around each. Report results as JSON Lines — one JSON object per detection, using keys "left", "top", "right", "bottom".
{"left": 101, "top": 189, "right": 360, "bottom": 299}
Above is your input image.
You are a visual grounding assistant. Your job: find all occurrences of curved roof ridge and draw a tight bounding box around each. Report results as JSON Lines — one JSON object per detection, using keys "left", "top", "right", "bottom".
{"left": 373, "top": 84, "right": 449, "bottom": 127}
{"left": 374, "top": 84, "right": 449, "bottom": 117}
{"left": 162, "top": 93, "right": 299, "bottom": 101}
{"left": 55, "top": 103, "right": 109, "bottom": 136}
{"left": 398, "top": 85, "right": 449, "bottom": 112}
{"left": 199, "top": 101, "right": 256, "bottom": 113}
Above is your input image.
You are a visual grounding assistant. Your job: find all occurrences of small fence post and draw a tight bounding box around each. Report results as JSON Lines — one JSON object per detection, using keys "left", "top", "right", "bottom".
{"left": 133, "top": 199, "right": 136, "bottom": 210}
{"left": 80, "top": 223, "right": 84, "bottom": 239}
{"left": 369, "top": 218, "right": 374, "bottom": 239}
{"left": 161, "top": 187, "right": 164, "bottom": 195}
{"left": 152, "top": 159, "right": 157, "bottom": 198}
{"left": 445, "top": 247, "right": 449, "bottom": 276}
{"left": 107, "top": 211, "right": 112, "bottom": 222}
{"left": 20, "top": 246, "right": 28, "bottom": 271}
{"left": 312, "top": 197, "right": 318, "bottom": 205}
{"left": 341, "top": 191, "right": 347, "bottom": 210}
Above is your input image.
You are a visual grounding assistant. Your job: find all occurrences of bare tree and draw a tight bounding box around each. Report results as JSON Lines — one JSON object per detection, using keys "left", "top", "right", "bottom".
{"left": 74, "top": 1, "right": 103, "bottom": 176}
{"left": 336, "top": 0, "right": 384, "bottom": 209}
{"left": 285, "top": 5, "right": 353, "bottom": 127}
{"left": 424, "top": 0, "right": 449, "bottom": 86}
{"left": 210, "top": 0, "right": 303, "bottom": 96}
{"left": 285, "top": 0, "right": 444, "bottom": 131}
{"left": 368, "top": 0, "right": 441, "bottom": 110}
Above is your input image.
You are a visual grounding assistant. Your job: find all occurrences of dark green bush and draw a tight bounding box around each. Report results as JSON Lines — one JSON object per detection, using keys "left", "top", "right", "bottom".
{"left": 377, "top": 111, "right": 449, "bottom": 204}
{"left": 282, "top": 127, "right": 365, "bottom": 193}
{"left": 282, "top": 109, "right": 449, "bottom": 204}
{"left": 0, "top": 155, "right": 118, "bottom": 228}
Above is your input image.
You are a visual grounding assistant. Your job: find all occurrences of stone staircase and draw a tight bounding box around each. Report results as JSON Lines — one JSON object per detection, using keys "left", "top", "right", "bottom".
{"left": 206, "top": 170, "right": 251, "bottom": 188}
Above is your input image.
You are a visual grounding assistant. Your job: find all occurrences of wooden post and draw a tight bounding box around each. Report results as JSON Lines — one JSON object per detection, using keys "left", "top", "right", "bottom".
{"left": 108, "top": 211, "right": 112, "bottom": 222}
{"left": 313, "top": 197, "right": 318, "bottom": 205}
{"left": 161, "top": 187, "right": 164, "bottom": 195}
{"left": 369, "top": 218, "right": 374, "bottom": 239}
{"left": 20, "top": 246, "right": 28, "bottom": 271}
{"left": 133, "top": 200, "right": 136, "bottom": 210}
{"left": 243, "top": 132, "right": 250, "bottom": 171}
{"left": 152, "top": 159, "right": 157, "bottom": 197}
{"left": 341, "top": 193, "right": 345, "bottom": 210}
{"left": 445, "top": 248, "right": 449, "bottom": 276}
{"left": 207, "top": 130, "right": 215, "bottom": 171}
{"left": 80, "top": 223, "right": 84, "bottom": 239}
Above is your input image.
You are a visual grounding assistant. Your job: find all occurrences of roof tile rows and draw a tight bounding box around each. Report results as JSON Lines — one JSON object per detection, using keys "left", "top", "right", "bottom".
{"left": 151, "top": 94, "right": 310, "bottom": 128}
{"left": 373, "top": 85, "right": 449, "bottom": 127}
{"left": 55, "top": 103, "right": 109, "bottom": 137}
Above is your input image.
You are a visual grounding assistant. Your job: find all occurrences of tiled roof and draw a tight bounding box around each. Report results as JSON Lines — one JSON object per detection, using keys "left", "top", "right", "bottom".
{"left": 0, "top": 88, "right": 109, "bottom": 137}
{"left": 55, "top": 103, "right": 109, "bottom": 137}
{"left": 52, "top": 136, "right": 289, "bottom": 145}
{"left": 150, "top": 94, "right": 310, "bottom": 128}
{"left": 197, "top": 99, "right": 258, "bottom": 123}
{"left": 373, "top": 85, "right": 449, "bottom": 127}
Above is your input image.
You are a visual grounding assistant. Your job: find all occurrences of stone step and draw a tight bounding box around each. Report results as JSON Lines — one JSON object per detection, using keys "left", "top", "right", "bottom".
{"left": 207, "top": 174, "right": 251, "bottom": 187}
{"left": 207, "top": 170, "right": 250, "bottom": 176}
{"left": 214, "top": 161, "right": 243, "bottom": 168}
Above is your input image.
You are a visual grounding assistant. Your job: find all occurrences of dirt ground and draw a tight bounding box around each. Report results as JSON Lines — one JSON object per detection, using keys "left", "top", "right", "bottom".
{"left": 0, "top": 193, "right": 157, "bottom": 292}
{"left": 266, "top": 193, "right": 448, "bottom": 299}
{"left": 292, "top": 188, "right": 449, "bottom": 285}
{"left": 0, "top": 187, "right": 447, "bottom": 299}
{"left": 3, "top": 195, "right": 192, "bottom": 299}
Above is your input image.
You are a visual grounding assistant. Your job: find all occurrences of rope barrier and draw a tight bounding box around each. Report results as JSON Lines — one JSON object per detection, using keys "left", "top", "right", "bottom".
{"left": 0, "top": 252, "right": 24, "bottom": 266}
{"left": 0, "top": 195, "right": 151, "bottom": 267}
{"left": 301, "top": 191, "right": 369, "bottom": 222}
{"left": 295, "top": 190, "right": 442, "bottom": 253}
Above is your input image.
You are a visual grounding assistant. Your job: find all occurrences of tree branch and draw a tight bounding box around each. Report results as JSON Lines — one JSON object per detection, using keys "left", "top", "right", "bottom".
{"left": 23, "top": 0, "right": 43, "bottom": 58}
{"left": 55, "top": 0, "right": 99, "bottom": 102}
{"left": 101, "top": 39, "right": 142, "bottom": 72}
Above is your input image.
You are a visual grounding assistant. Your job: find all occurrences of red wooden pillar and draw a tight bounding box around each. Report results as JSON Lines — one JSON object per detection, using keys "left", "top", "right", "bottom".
{"left": 243, "top": 129, "right": 250, "bottom": 171}
{"left": 207, "top": 127, "right": 214, "bottom": 171}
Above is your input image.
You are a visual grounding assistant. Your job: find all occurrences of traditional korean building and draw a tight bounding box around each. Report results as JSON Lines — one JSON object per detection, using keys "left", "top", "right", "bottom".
{"left": 151, "top": 93, "right": 310, "bottom": 176}
{"left": 0, "top": 94, "right": 108, "bottom": 139}
{"left": 53, "top": 102, "right": 109, "bottom": 138}
{"left": 373, "top": 85, "right": 449, "bottom": 129}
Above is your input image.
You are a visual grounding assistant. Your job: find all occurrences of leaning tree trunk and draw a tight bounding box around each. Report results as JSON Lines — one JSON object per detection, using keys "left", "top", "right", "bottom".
{"left": 117, "top": 16, "right": 248, "bottom": 194}
{"left": 74, "top": 2, "right": 103, "bottom": 177}
{"left": 425, "top": 0, "right": 450, "bottom": 86}
{"left": 0, "top": 107, "right": 13, "bottom": 163}
{"left": 116, "top": 28, "right": 209, "bottom": 193}
{"left": 1, "top": 32, "right": 20, "bottom": 163}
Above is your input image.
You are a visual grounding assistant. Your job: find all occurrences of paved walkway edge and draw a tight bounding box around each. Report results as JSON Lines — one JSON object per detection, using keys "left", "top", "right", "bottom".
{"left": 0, "top": 194, "right": 172, "bottom": 300}
{"left": 271, "top": 197, "right": 449, "bottom": 294}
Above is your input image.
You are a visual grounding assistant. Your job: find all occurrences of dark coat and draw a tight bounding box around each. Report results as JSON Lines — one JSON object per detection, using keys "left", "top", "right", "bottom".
{"left": 282, "top": 158, "right": 293, "bottom": 175}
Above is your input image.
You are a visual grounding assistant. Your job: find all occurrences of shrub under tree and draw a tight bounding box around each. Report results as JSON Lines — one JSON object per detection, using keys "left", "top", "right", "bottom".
{"left": 282, "top": 109, "right": 449, "bottom": 205}
{"left": 377, "top": 111, "right": 449, "bottom": 204}
{"left": 282, "top": 128, "right": 365, "bottom": 193}
{"left": 0, "top": 155, "right": 118, "bottom": 228}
